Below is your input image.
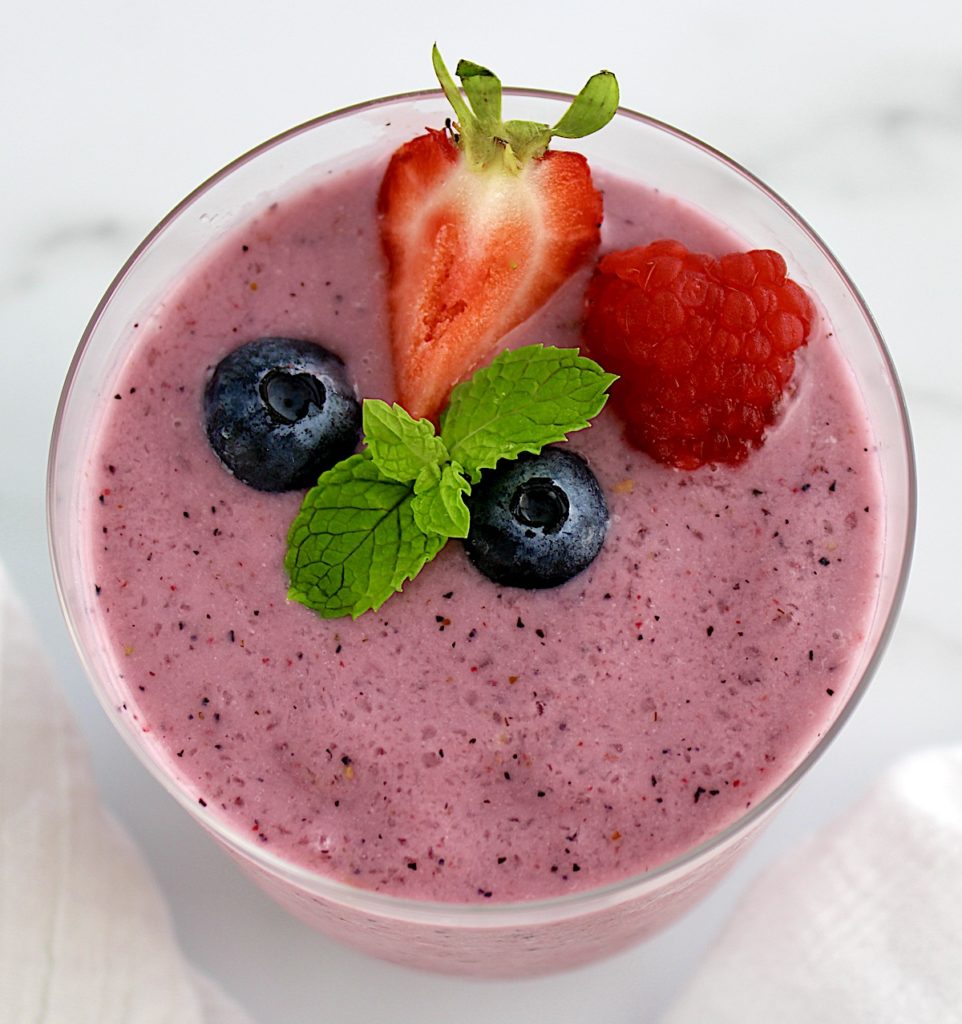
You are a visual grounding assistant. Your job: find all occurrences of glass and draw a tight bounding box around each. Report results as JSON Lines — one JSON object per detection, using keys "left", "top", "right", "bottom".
{"left": 48, "top": 90, "right": 915, "bottom": 976}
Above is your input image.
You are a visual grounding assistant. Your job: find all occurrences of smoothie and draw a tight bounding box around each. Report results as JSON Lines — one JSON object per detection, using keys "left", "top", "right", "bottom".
{"left": 84, "top": 154, "right": 882, "bottom": 906}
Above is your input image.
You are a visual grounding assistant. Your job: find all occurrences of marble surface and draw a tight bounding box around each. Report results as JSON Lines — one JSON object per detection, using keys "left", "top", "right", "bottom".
{"left": 2, "top": 0, "right": 960, "bottom": 1020}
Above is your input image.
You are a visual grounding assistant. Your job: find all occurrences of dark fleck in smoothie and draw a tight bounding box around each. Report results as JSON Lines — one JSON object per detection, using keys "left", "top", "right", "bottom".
{"left": 86, "top": 158, "right": 882, "bottom": 903}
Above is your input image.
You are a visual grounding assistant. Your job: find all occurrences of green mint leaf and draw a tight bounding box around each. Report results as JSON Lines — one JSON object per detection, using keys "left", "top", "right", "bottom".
{"left": 412, "top": 462, "right": 471, "bottom": 539}
{"left": 286, "top": 454, "right": 444, "bottom": 618}
{"left": 440, "top": 345, "right": 617, "bottom": 483}
{"left": 413, "top": 461, "right": 441, "bottom": 494}
{"left": 363, "top": 399, "right": 448, "bottom": 483}
{"left": 551, "top": 71, "right": 619, "bottom": 139}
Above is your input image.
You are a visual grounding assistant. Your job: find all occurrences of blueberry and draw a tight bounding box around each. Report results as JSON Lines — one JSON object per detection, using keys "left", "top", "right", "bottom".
{"left": 204, "top": 338, "right": 361, "bottom": 491}
{"left": 463, "top": 447, "right": 608, "bottom": 589}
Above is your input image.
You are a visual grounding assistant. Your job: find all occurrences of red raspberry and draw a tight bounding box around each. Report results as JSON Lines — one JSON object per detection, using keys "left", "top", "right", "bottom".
{"left": 583, "top": 239, "right": 813, "bottom": 469}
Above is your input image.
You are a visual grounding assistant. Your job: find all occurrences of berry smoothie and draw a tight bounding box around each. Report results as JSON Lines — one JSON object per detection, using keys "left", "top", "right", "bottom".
{"left": 84, "top": 153, "right": 882, "bottom": 910}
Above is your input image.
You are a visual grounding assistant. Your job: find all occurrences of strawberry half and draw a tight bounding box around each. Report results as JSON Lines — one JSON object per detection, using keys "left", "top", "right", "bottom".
{"left": 378, "top": 47, "right": 618, "bottom": 420}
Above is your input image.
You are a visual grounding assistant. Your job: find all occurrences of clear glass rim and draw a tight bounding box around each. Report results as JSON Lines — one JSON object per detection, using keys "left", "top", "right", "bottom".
{"left": 48, "top": 87, "right": 917, "bottom": 925}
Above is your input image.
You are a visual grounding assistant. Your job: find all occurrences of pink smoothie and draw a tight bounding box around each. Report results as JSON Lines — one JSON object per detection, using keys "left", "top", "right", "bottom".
{"left": 85, "top": 157, "right": 882, "bottom": 903}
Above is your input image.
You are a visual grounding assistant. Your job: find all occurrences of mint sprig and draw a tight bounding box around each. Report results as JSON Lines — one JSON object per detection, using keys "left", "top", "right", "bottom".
{"left": 285, "top": 345, "right": 615, "bottom": 619}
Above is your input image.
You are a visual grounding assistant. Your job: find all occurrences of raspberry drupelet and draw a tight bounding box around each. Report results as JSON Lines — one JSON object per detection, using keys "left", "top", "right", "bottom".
{"left": 583, "top": 239, "right": 813, "bottom": 469}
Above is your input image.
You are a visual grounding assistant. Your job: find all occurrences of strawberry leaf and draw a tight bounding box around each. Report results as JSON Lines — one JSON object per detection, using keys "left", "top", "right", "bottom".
{"left": 552, "top": 71, "right": 620, "bottom": 139}
{"left": 456, "top": 59, "right": 502, "bottom": 132}
{"left": 502, "top": 119, "right": 553, "bottom": 163}
{"left": 432, "top": 44, "right": 473, "bottom": 132}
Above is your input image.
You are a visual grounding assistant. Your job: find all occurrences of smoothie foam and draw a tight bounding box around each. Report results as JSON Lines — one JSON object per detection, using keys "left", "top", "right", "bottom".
{"left": 85, "top": 157, "right": 883, "bottom": 904}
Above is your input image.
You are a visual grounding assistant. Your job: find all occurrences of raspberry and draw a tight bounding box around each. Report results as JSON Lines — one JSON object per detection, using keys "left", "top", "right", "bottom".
{"left": 583, "top": 239, "right": 813, "bottom": 469}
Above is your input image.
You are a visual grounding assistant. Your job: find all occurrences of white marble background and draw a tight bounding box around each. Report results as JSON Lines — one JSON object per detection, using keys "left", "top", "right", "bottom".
{"left": 2, "top": 0, "right": 960, "bottom": 1020}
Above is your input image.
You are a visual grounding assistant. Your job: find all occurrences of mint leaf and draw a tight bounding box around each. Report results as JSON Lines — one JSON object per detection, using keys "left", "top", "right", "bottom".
{"left": 441, "top": 345, "right": 616, "bottom": 483}
{"left": 363, "top": 399, "right": 448, "bottom": 483}
{"left": 412, "top": 462, "right": 471, "bottom": 539}
{"left": 286, "top": 454, "right": 444, "bottom": 618}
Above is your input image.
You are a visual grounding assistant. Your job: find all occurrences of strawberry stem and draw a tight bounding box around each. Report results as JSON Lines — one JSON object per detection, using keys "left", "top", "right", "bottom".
{"left": 430, "top": 44, "right": 619, "bottom": 174}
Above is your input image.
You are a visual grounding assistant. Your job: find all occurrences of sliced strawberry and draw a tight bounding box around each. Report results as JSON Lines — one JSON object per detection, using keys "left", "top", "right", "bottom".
{"left": 378, "top": 48, "right": 618, "bottom": 420}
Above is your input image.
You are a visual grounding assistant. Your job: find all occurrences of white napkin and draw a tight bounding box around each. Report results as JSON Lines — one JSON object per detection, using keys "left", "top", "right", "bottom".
{"left": 0, "top": 563, "right": 254, "bottom": 1024}
{"left": 661, "top": 745, "right": 962, "bottom": 1023}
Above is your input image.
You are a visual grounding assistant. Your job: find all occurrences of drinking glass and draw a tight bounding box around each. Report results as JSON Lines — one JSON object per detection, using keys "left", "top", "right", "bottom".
{"left": 49, "top": 90, "right": 915, "bottom": 976}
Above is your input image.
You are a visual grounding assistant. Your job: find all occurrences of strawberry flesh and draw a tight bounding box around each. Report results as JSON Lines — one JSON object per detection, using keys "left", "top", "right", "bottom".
{"left": 378, "top": 129, "right": 602, "bottom": 421}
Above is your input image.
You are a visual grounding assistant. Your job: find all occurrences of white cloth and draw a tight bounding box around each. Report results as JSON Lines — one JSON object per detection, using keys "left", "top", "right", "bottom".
{"left": 662, "top": 745, "right": 962, "bottom": 1023}
{"left": 0, "top": 563, "right": 254, "bottom": 1024}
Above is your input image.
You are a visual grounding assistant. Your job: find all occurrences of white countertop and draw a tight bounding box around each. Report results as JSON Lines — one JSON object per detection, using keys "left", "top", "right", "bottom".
{"left": 3, "top": 1, "right": 961, "bottom": 1020}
